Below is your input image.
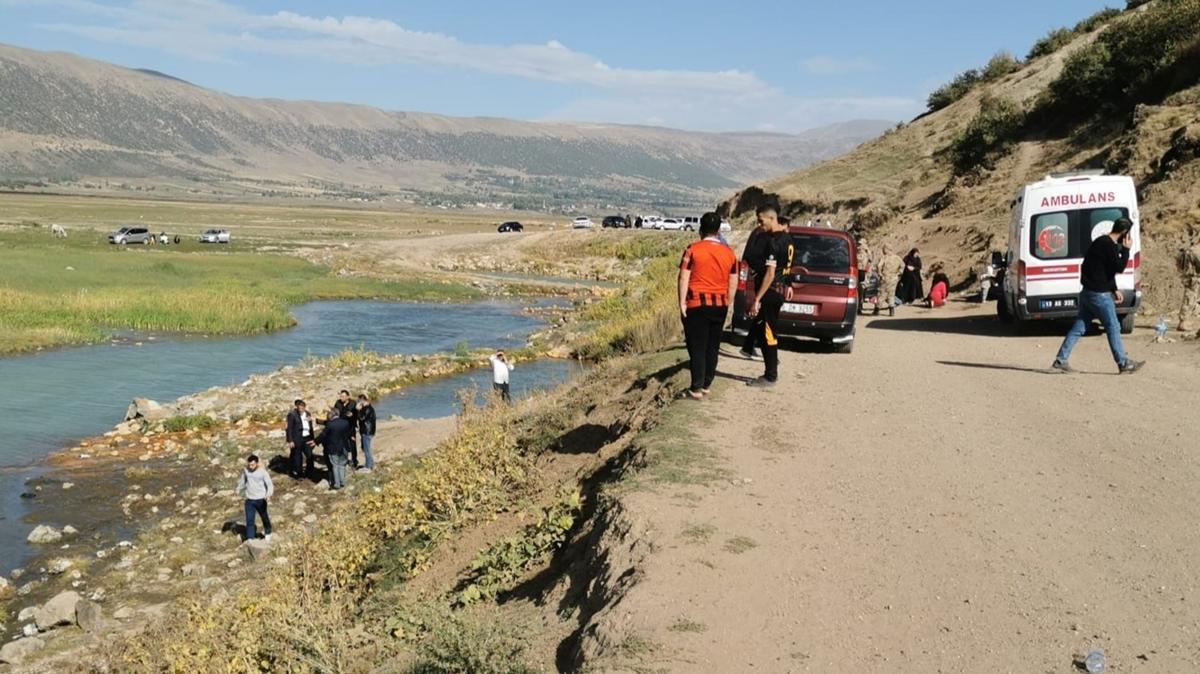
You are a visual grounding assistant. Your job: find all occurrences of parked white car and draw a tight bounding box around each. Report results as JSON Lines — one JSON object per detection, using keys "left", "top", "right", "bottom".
{"left": 641, "top": 216, "right": 663, "bottom": 229}
{"left": 658, "top": 218, "right": 686, "bottom": 231}
{"left": 570, "top": 217, "right": 594, "bottom": 229}
{"left": 199, "top": 228, "right": 231, "bottom": 244}
{"left": 681, "top": 216, "right": 701, "bottom": 231}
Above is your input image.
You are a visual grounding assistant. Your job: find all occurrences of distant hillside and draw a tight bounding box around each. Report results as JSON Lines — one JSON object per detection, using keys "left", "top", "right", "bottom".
{"left": 0, "top": 43, "right": 890, "bottom": 210}
{"left": 723, "top": 0, "right": 1200, "bottom": 312}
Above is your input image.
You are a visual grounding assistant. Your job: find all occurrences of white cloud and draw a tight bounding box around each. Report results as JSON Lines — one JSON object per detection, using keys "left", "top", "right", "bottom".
{"left": 17, "top": 0, "right": 772, "bottom": 98}
{"left": 7, "top": 0, "right": 922, "bottom": 131}
{"left": 801, "top": 56, "right": 877, "bottom": 77}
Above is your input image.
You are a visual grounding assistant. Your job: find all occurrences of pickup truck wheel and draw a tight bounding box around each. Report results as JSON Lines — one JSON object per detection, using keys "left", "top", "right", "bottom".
{"left": 1120, "top": 312, "right": 1135, "bottom": 335}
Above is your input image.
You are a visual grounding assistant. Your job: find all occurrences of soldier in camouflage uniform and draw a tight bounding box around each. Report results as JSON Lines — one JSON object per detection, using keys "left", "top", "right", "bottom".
{"left": 1177, "top": 238, "right": 1200, "bottom": 333}
{"left": 874, "top": 244, "right": 905, "bottom": 317}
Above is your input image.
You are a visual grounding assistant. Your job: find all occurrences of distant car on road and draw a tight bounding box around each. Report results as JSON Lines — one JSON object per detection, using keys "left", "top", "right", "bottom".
{"left": 659, "top": 218, "right": 688, "bottom": 231}
{"left": 642, "top": 216, "right": 663, "bottom": 230}
{"left": 199, "top": 228, "right": 231, "bottom": 244}
{"left": 571, "top": 217, "right": 594, "bottom": 229}
{"left": 601, "top": 216, "right": 626, "bottom": 228}
{"left": 497, "top": 221, "right": 524, "bottom": 233}
{"left": 682, "top": 216, "right": 701, "bottom": 231}
{"left": 108, "top": 226, "right": 152, "bottom": 245}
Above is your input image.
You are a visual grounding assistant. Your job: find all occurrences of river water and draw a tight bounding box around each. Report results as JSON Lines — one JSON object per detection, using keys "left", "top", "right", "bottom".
{"left": 0, "top": 299, "right": 580, "bottom": 573}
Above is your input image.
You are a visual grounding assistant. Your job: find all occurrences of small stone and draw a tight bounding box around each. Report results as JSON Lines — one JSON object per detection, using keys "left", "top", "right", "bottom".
{"left": 62, "top": 525, "right": 78, "bottom": 536}
{"left": 181, "top": 563, "right": 206, "bottom": 577}
{"left": 75, "top": 600, "right": 103, "bottom": 633}
{"left": 21, "top": 624, "right": 38, "bottom": 637}
{"left": 47, "top": 559, "right": 72, "bottom": 575}
{"left": 62, "top": 482, "right": 74, "bottom": 490}
{"left": 0, "top": 577, "right": 11, "bottom": 600}
{"left": 112, "top": 607, "right": 134, "bottom": 620}
{"left": 17, "top": 607, "right": 35, "bottom": 622}
{"left": 34, "top": 590, "right": 81, "bottom": 631}
{"left": 244, "top": 539, "right": 272, "bottom": 561}
{"left": 0, "top": 637, "right": 45, "bottom": 664}
{"left": 302, "top": 514, "right": 317, "bottom": 524}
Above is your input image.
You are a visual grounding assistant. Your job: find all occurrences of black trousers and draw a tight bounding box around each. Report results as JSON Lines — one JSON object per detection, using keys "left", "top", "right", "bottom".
{"left": 493, "top": 382, "right": 511, "bottom": 402}
{"left": 683, "top": 306, "right": 728, "bottom": 391}
{"left": 752, "top": 293, "right": 784, "bottom": 381}
{"left": 290, "top": 438, "right": 314, "bottom": 477}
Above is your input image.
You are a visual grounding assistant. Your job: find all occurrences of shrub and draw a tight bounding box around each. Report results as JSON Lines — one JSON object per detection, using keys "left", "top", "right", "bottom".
{"left": 951, "top": 96, "right": 1026, "bottom": 173}
{"left": 161, "top": 414, "right": 219, "bottom": 433}
{"left": 982, "top": 51, "right": 1021, "bottom": 81}
{"left": 927, "top": 68, "right": 982, "bottom": 111}
{"left": 1028, "top": 27, "right": 1075, "bottom": 60}
{"left": 403, "top": 605, "right": 537, "bottom": 674}
{"left": 1040, "top": 0, "right": 1200, "bottom": 121}
{"left": 1075, "top": 7, "right": 1122, "bottom": 33}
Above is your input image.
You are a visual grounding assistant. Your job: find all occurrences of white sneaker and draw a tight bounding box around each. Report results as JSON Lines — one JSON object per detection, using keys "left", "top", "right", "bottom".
{"left": 264, "top": 534, "right": 272, "bottom": 542}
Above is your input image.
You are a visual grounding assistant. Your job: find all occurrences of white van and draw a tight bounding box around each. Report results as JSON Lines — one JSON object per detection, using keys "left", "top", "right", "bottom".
{"left": 998, "top": 172, "right": 1141, "bottom": 333}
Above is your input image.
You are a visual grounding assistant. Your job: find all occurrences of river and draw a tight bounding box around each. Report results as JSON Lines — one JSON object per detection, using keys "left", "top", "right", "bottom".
{"left": 0, "top": 299, "right": 581, "bottom": 573}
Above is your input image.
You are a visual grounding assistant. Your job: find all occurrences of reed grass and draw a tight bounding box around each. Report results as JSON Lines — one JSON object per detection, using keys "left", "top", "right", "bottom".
{"left": 0, "top": 230, "right": 478, "bottom": 353}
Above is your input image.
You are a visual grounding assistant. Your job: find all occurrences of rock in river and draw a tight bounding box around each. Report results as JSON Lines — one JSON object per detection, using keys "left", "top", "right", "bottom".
{"left": 26, "top": 525, "right": 62, "bottom": 544}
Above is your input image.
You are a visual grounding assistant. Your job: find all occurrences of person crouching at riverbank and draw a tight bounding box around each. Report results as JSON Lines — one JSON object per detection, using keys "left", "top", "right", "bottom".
{"left": 322, "top": 410, "right": 352, "bottom": 490}
{"left": 236, "top": 454, "right": 274, "bottom": 541}
{"left": 286, "top": 399, "right": 316, "bottom": 480}
{"left": 356, "top": 393, "right": 376, "bottom": 471}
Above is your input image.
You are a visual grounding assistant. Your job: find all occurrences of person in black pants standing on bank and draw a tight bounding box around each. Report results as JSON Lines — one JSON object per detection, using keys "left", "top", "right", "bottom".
{"left": 285, "top": 399, "right": 316, "bottom": 479}
{"left": 678, "top": 212, "right": 740, "bottom": 399}
{"left": 743, "top": 204, "right": 794, "bottom": 388}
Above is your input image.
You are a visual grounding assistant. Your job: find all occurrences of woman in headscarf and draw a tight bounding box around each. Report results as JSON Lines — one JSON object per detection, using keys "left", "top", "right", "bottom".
{"left": 898, "top": 247, "right": 924, "bottom": 304}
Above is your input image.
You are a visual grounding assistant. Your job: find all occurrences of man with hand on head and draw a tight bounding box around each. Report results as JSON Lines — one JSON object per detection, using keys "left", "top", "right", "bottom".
{"left": 1051, "top": 217, "right": 1144, "bottom": 375}
{"left": 743, "top": 204, "right": 794, "bottom": 388}
{"left": 285, "top": 399, "right": 316, "bottom": 479}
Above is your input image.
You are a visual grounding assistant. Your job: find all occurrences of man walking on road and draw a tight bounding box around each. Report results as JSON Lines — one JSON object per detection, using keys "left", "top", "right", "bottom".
{"left": 744, "top": 205, "right": 793, "bottom": 388}
{"left": 1052, "top": 217, "right": 1144, "bottom": 374}
{"left": 874, "top": 245, "right": 904, "bottom": 317}
{"left": 236, "top": 454, "right": 273, "bottom": 541}
{"left": 285, "top": 399, "right": 316, "bottom": 479}
{"left": 678, "top": 212, "right": 739, "bottom": 399}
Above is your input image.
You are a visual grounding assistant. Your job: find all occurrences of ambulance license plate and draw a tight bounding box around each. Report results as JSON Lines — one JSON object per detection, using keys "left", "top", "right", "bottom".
{"left": 1039, "top": 298, "right": 1076, "bottom": 310}
{"left": 783, "top": 303, "right": 818, "bottom": 315}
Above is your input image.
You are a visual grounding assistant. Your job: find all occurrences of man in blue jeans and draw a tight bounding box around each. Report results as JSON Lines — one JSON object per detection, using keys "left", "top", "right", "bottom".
{"left": 1052, "top": 217, "right": 1145, "bottom": 375}
{"left": 235, "top": 454, "right": 274, "bottom": 540}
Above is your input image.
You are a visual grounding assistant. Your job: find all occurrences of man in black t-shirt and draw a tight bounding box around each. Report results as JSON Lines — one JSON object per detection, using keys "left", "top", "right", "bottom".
{"left": 745, "top": 205, "right": 794, "bottom": 387}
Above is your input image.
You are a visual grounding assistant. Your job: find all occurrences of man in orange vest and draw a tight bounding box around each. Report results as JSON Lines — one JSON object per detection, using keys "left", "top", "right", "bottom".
{"left": 678, "top": 212, "right": 739, "bottom": 399}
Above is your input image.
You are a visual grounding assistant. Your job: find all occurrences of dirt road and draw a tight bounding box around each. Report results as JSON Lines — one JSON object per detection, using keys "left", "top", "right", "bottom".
{"left": 608, "top": 302, "right": 1200, "bottom": 673}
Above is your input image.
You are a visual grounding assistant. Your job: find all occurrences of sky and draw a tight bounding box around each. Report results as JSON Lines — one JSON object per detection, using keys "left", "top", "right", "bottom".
{"left": 0, "top": 0, "right": 1120, "bottom": 133}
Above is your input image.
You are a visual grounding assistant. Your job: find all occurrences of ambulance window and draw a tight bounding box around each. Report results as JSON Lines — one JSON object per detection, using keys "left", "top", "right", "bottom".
{"left": 1032, "top": 213, "right": 1070, "bottom": 260}
{"left": 1087, "top": 208, "right": 1125, "bottom": 239}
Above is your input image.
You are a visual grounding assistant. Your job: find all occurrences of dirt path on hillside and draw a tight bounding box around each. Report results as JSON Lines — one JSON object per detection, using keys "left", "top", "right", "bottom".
{"left": 603, "top": 302, "right": 1200, "bottom": 673}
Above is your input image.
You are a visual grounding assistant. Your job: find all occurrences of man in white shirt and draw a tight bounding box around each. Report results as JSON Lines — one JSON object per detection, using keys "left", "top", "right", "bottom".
{"left": 489, "top": 351, "right": 514, "bottom": 402}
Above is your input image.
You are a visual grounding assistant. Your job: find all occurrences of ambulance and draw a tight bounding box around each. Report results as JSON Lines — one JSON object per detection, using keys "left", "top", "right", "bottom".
{"left": 997, "top": 172, "right": 1141, "bottom": 333}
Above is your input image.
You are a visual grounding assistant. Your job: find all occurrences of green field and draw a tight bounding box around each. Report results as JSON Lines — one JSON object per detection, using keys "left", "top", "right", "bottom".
{"left": 0, "top": 228, "right": 479, "bottom": 354}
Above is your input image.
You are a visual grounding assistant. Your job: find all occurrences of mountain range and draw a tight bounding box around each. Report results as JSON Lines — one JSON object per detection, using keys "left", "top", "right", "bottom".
{"left": 0, "top": 43, "right": 890, "bottom": 210}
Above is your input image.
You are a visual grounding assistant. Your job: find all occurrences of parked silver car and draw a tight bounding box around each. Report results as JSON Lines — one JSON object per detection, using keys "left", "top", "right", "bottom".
{"left": 108, "top": 226, "right": 153, "bottom": 245}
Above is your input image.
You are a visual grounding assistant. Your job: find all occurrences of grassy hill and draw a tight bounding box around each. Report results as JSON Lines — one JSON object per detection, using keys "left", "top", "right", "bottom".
{"left": 722, "top": 0, "right": 1200, "bottom": 312}
{"left": 0, "top": 43, "right": 888, "bottom": 211}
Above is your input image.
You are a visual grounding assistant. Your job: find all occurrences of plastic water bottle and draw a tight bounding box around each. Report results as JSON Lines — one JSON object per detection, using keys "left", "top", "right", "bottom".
{"left": 1084, "top": 648, "right": 1106, "bottom": 673}
{"left": 1155, "top": 315, "right": 1169, "bottom": 340}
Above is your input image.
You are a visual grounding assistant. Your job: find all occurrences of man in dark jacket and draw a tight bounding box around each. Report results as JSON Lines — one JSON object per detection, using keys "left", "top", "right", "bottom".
{"left": 333, "top": 390, "right": 359, "bottom": 469}
{"left": 356, "top": 394, "right": 377, "bottom": 471}
{"left": 1052, "top": 217, "right": 1144, "bottom": 374}
{"left": 321, "top": 412, "right": 352, "bottom": 490}
{"left": 285, "top": 399, "right": 316, "bottom": 479}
